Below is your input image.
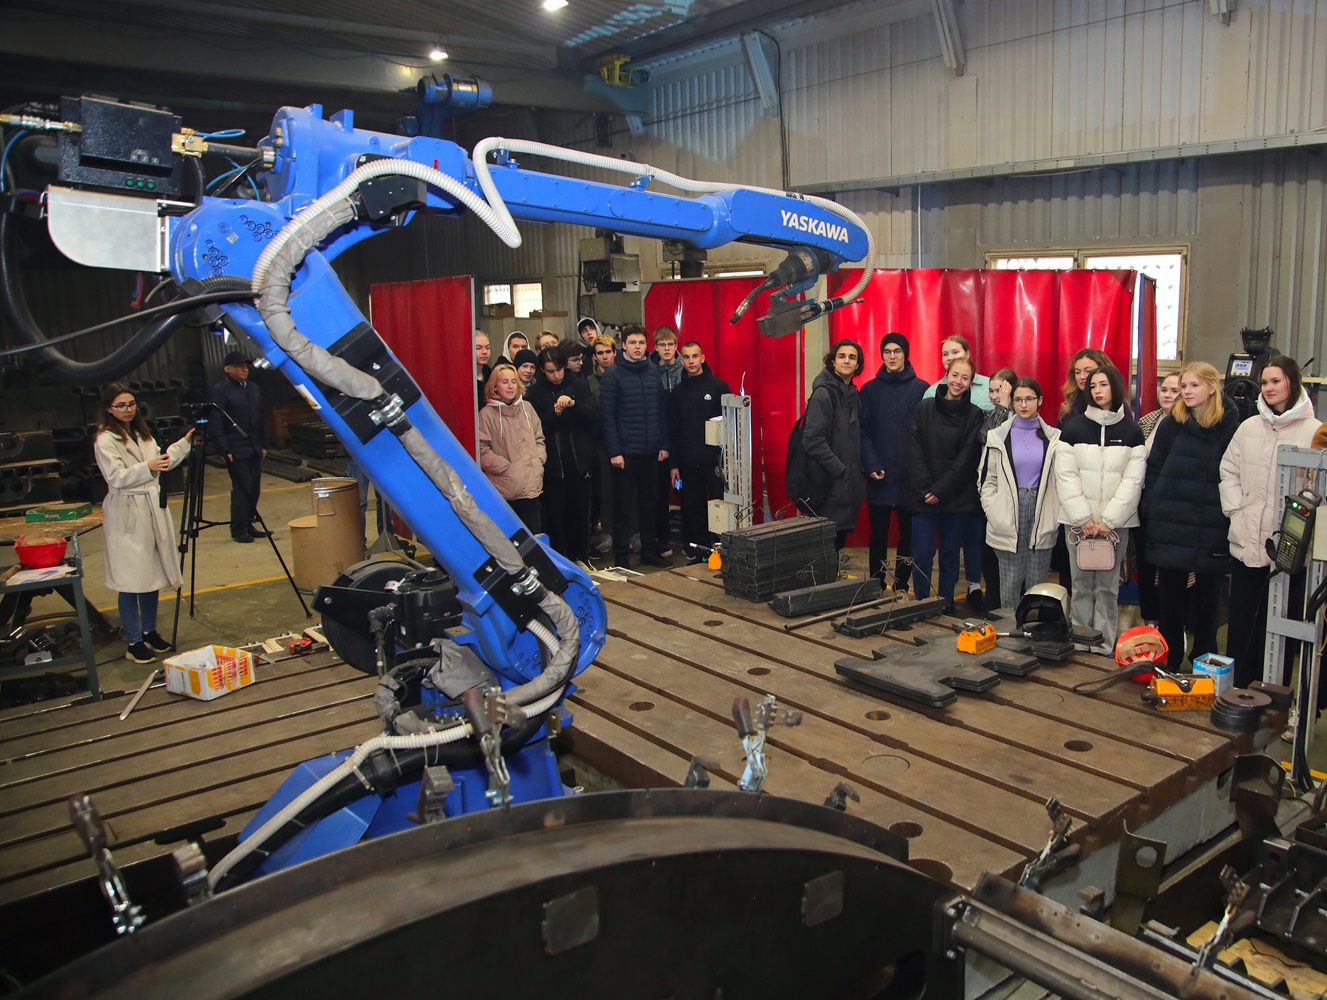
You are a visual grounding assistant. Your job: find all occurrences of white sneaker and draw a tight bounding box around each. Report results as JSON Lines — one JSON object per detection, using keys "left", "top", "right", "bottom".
{"left": 1283, "top": 703, "right": 1300, "bottom": 743}
{"left": 592, "top": 534, "right": 612, "bottom": 554}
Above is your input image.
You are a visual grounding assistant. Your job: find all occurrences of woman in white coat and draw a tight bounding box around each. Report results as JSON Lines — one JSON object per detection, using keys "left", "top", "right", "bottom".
{"left": 980, "top": 378, "right": 1061, "bottom": 610}
{"left": 94, "top": 384, "right": 193, "bottom": 664}
{"left": 1219, "top": 356, "right": 1321, "bottom": 686}
{"left": 1053, "top": 365, "right": 1145, "bottom": 650}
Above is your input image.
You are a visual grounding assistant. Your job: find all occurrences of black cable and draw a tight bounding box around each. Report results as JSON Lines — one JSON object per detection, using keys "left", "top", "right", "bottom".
{"left": 0, "top": 204, "right": 255, "bottom": 385}
{"left": 0, "top": 288, "right": 255, "bottom": 359}
{"left": 214, "top": 159, "right": 262, "bottom": 199}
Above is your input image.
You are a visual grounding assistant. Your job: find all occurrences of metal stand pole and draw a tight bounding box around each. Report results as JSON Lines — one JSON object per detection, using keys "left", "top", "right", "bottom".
{"left": 1264, "top": 445, "right": 1327, "bottom": 790}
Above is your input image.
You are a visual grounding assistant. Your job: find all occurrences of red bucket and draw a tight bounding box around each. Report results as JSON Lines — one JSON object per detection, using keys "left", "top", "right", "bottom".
{"left": 14, "top": 533, "right": 69, "bottom": 569}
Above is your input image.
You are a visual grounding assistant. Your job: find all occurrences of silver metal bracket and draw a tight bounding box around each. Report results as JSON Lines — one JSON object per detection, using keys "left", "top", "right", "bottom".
{"left": 46, "top": 186, "right": 190, "bottom": 274}
{"left": 69, "top": 794, "right": 145, "bottom": 935}
{"left": 415, "top": 764, "right": 455, "bottom": 823}
{"left": 172, "top": 843, "right": 214, "bottom": 908}
{"left": 1018, "top": 796, "right": 1077, "bottom": 891}
{"left": 732, "top": 693, "right": 802, "bottom": 794}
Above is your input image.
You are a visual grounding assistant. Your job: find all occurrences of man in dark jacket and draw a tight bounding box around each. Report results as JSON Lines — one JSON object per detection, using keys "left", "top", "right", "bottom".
{"left": 527, "top": 347, "right": 599, "bottom": 567}
{"left": 600, "top": 324, "right": 670, "bottom": 568}
{"left": 860, "top": 332, "right": 928, "bottom": 591}
{"left": 803, "top": 341, "right": 866, "bottom": 549}
{"left": 649, "top": 325, "right": 685, "bottom": 550}
{"left": 209, "top": 351, "right": 268, "bottom": 543}
{"left": 669, "top": 341, "right": 731, "bottom": 560}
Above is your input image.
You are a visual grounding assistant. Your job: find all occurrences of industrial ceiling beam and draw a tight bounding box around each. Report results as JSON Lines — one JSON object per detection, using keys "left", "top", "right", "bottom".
{"left": 0, "top": 11, "right": 646, "bottom": 116}
{"left": 931, "top": 0, "right": 966, "bottom": 76}
{"left": 8, "top": 0, "right": 559, "bottom": 66}
{"left": 590, "top": 0, "right": 925, "bottom": 66}
{"left": 740, "top": 32, "right": 781, "bottom": 115}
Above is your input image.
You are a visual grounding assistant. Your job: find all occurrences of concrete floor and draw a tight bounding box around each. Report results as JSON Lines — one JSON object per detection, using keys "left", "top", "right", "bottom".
{"left": 7, "top": 471, "right": 1325, "bottom": 768}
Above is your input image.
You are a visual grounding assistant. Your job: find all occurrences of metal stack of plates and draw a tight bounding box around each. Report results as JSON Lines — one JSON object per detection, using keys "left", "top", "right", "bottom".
{"left": 289, "top": 420, "right": 348, "bottom": 459}
{"left": 721, "top": 517, "right": 837, "bottom": 602}
{"left": 771, "top": 578, "right": 879, "bottom": 618}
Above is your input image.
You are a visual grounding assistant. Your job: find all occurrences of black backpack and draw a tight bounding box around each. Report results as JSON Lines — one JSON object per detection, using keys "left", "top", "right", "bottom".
{"left": 785, "top": 388, "right": 834, "bottom": 515}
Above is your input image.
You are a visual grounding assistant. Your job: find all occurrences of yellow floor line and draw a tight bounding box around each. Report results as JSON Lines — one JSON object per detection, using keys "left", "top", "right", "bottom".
{"left": 165, "top": 482, "right": 309, "bottom": 506}
{"left": 96, "top": 574, "right": 292, "bottom": 612}
{"left": 1280, "top": 763, "right": 1327, "bottom": 781}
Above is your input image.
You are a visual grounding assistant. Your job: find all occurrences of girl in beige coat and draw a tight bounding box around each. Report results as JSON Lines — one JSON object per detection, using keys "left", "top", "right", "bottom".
{"left": 478, "top": 364, "right": 546, "bottom": 534}
{"left": 1219, "top": 357, "right": 1320, "bottom": 685}
{"left": 94, "top": 384, "right": 193, "bottom": 664}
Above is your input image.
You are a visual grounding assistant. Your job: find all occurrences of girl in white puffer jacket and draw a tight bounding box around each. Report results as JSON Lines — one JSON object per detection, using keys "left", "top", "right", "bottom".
{"left": 1053, "top": 365, "right": 1145, "bottom": 650}
{"left": 1219, "top": 357, "right": 1320, "bottom": 686}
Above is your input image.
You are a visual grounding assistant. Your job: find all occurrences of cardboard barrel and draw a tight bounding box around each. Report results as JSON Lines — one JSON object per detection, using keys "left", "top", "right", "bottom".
{"left": 289, "top": 513, "right": 362, "bottom": 591}
{"left": 309, "top": 476, "right": 365, "bottom": 562}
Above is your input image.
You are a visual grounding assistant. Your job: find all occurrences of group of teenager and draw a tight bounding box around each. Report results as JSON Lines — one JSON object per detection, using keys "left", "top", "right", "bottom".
{"left": 472, "top": 319, "right": 731, "bottom": 572}
{"left": 801, "top": 331, "right": 1324, "bottom": 677}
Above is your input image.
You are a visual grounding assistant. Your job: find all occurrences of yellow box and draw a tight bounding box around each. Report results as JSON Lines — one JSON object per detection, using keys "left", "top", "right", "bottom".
{"left": 164, "top": 645, "right": 256, "bottom": 701}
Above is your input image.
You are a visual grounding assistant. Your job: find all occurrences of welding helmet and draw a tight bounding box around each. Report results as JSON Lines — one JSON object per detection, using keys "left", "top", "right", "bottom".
{"left": 1115, "top": 625, "right": 1169, "bottom": 683}
{"left": 1015, "top": 584, "right": 1070, "bottom": 638}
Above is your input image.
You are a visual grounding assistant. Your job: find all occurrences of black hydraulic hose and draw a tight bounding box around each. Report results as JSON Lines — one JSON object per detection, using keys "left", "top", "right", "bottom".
{"left": 0, "top": 211, "right": 251, "bottom": 385}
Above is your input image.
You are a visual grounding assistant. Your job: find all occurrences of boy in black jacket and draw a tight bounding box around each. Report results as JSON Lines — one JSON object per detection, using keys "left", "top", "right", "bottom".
{"left": 669, "top": 341, "right": 732, "bottom": 560}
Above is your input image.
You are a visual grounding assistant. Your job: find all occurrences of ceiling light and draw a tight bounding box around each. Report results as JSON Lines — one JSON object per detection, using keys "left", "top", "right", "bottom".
{"left": 429, "top": 47, "right": 448, "bottom": 61}
{"left": 543, "top": 0, "right": 569, "bottom": 10}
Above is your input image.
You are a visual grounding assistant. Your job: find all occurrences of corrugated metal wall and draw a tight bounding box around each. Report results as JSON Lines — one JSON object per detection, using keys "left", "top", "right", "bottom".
{"left": 622, "top": 0, "right": 1327, "bottom": 365}
{"left": 11, "top": 0, "right": 1324, "bottom": 380}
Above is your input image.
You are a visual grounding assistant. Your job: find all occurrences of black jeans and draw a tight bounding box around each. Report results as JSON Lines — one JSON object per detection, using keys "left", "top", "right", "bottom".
{"left": 678, "top": 462, "right": 723, "bottom": 548}
{"left": 1227, "top": 562, "right": 1304, "bottom": 688}
{"left": 611, "top": 455, "right": 660, "bottom": 562}
{"left": 542, "top": 471, "right": 592, "bottom": 563}
{"left": 867, "top": 504, "right": 912, "bottom": 590}
{"left": 226, "top": 454, "right": 263, "bottom": 538}
{"left": 508, "top": 497, "right": 542, "bottom": 536}
{"left": 1157, "top": 568, "right": 1221, "bottom": 670}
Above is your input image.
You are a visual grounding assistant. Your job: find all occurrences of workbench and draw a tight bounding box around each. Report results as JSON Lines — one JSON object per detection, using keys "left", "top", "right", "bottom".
{"left": 563, "top": 568, "right": 1262, "bottom": 903}
{"left": 0, "top": 567, "right": 1268, "bottom": 979}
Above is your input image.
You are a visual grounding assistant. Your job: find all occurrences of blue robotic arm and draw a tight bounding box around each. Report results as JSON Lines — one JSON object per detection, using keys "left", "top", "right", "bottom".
{"left": 172, "top": 103, "right": 874, "bottom": 693}
{"left": 35, "top": 99, "right": 873, "bottom": 882}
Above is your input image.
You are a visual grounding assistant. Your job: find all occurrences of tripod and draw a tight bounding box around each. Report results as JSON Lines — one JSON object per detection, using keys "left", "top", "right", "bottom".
{"left": 169, "top": 404, "right": 309, "bottom": 649}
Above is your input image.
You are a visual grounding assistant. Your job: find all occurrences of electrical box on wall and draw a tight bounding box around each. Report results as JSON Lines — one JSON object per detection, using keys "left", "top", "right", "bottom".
{"left": 583, "top": 292, "right": 642, "bottom": 327}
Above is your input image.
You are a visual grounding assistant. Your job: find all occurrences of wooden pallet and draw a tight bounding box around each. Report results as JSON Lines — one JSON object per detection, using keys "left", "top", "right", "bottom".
{"left": 567, "top": 567, "right": 1252, "bottom": 892}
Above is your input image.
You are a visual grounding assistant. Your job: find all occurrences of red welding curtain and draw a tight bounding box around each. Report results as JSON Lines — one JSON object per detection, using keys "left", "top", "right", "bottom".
{"left": 827, "top": 268, "right": 1142, "bottom": 422}
{"left": 645, "top": 278, "right": 804, "bottom": 521}
{"left": 827, "top": 268, "right": 1147, "bottom": 543}
{"left": 369, "top": 275, "right": 477, "bottom": 457}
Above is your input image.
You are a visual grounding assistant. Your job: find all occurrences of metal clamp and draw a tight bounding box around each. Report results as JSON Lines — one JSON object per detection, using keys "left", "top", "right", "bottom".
{"left": 172, "top": 843, "right": 213, "bottom": 908}
{"left": 69, "top": 794, "right": 144, "bottom": 935}
{"left": 823, "top": 782, "right": 860, "bottom": 812}
{"left": 368, "top": 393, "right": 407, "bottom": 430}
{"left": 1018, "top": 797, "right": 1078, "bottom": 891}
{"left": 1192, "top": 866, "right": 1250, "bottom": 971}
{"left": 463, "top": 687, "right": 513, "bottom": 807}
{"left": 732, "top": 693, "right": 802, "bottom": 794}
{"left": 415, "top": 765, "right": 455, "bottom": 824}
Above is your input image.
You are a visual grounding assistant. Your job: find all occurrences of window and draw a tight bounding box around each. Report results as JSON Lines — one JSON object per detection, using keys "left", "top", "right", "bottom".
{"left": 988, "top": 256, "right": 1075, "bottom": 271}
{"left": 1082, "top": 253, "right": 1184, "bottom": 363}
{"left": 987, "top": 248, "right": 1186, "bottom": 365}
{"left": 483, "top": 281, "right": 544, "bottom": 318}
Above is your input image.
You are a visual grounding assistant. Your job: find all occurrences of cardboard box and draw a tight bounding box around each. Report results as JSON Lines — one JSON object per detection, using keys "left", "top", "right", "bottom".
{"left": 482, "top": 303, "right": 515, "bottom": 318}
{"left": 165, "top": 645, "right": 256, "bottom": 701}
{"left": 1193, "top": 652, "right": 1234, "bottom": 695}
{"left": 26, "top": 502, "right": 92, "bottom": 522}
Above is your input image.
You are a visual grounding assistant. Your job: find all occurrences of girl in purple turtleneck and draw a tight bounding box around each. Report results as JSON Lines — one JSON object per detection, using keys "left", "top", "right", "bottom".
{"left": 979, "top": 378, "right": 1063, "bottom": 610}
